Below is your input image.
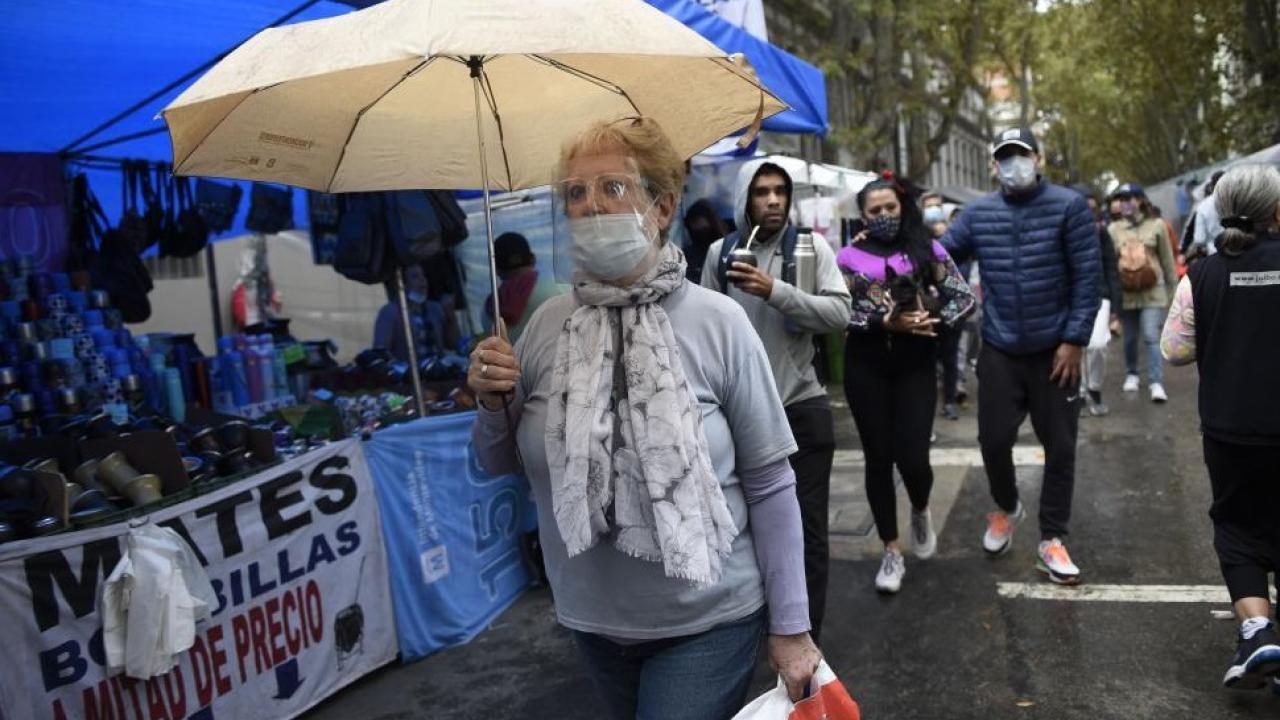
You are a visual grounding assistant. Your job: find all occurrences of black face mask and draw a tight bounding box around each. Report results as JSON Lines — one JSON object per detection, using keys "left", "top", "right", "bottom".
{"left": 686, "top": 221, "right": 721, "bottom": 247}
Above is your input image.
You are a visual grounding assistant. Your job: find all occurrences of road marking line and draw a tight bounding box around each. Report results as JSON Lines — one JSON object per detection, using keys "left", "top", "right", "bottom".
{"left": 833, "top": 446, "right": 1044, "bottom": 468}
{"left": 996, "top": 583, "right": 1267, "bottom": 604}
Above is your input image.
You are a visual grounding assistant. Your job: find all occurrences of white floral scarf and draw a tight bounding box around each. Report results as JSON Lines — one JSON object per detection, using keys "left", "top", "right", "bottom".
{"left": 545, "top": 243, "right": 737, "bottom": 586}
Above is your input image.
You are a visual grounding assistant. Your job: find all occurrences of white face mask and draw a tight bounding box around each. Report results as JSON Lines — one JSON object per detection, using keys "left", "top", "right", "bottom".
{"left": 923, "top": 206, "right": 946, "bottom": 224}
{"left": 997, "top": 156, "right": 1038, "bottom": 191}
{"left": 568, "top": 210, "right": 657, "bottom": 281}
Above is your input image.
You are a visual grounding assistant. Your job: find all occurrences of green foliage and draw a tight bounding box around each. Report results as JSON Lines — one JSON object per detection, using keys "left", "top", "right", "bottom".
{"left": 787, "top": 0, "right": 1279, "bottom": 186}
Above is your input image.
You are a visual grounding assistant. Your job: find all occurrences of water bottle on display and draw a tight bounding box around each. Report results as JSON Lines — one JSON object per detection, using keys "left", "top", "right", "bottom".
{"left": 272, "top": 346, "right": 289, "bottom": 399}
{"left": 257, "top": 336, "right": 275, "bottom": 403}
{"left": 218, "top": 337, "right": 251, "bottom": 408}
{"left": 793, "top": 227, "right": 817, "bottom": 296}
{"left": 165, "top": 367, "right": 186, "bottom": 422}
{"left": 244, "top": 337, "right": 263, "bottom": 404}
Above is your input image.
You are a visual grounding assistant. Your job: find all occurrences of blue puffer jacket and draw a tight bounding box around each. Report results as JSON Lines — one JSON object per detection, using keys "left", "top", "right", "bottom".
{"left": 943, "top": 180, "right": 1100, "bottom": 354}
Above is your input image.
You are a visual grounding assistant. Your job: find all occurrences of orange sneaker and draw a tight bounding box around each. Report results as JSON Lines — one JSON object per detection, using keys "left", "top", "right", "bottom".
{"left": 1037, "top": 538, "right": 1081, "bottom": 585}
{"left": 982, "top": 502, "right": 1024, "bottom": 555}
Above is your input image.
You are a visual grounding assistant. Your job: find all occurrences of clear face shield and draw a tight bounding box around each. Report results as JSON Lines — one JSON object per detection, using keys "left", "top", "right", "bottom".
{"left": 551, "top": 157, "right": 665, "bottom": 284}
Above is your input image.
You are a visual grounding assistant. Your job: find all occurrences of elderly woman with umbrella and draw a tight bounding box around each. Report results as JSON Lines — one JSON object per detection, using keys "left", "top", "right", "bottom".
{"left": 469, "top": 117, "right": 820, "bottom": 719}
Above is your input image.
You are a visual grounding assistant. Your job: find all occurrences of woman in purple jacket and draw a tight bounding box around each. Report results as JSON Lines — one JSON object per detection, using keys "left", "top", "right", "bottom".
{"left": 838, "top": 174, "right": 975, "bottom": 594}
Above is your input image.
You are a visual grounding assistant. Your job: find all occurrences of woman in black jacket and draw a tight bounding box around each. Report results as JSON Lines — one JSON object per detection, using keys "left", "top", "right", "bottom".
{"left": 1161, "top": 164, "right": 1280, "bottom": 692}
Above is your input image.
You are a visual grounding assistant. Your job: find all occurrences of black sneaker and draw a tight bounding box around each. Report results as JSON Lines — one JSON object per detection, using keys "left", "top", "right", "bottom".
{"left": 1224, "top": 624, "right": 1280, "bottom": 690}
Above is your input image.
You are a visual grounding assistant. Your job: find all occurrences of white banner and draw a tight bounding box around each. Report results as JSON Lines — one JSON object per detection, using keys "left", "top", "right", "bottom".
{"left": 0, "top": 438, "right": 396, "bottom": 720}
{"left": 696, "top": 0, "right": 769, "bottom": 41}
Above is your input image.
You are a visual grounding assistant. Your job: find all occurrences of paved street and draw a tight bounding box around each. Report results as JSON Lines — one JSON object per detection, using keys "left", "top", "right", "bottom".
{"left": 306, "top": 347, "right": 1280, "bottom": 719}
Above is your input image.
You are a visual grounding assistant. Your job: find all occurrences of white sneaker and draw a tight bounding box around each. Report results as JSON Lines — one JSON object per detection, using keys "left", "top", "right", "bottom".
{"left": 983, "top": 501, "right": 1025, "bottom": 555}
{"left": 1150, "top": 383, "right": 1168, "bottom": 403}
{"left": 1123, "top": 374, "right": 1140, "bottom": 393}
{"left": 875, "top": 549, "right": 905, "bottom": 593}
{"left": 1037, "top": 538, "right": 1081, "bottom": 585}
{"left": 911, "top": 508, "right": 937, "bottom": 560}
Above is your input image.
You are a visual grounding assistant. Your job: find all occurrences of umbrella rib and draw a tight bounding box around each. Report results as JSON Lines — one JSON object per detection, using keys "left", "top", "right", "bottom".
{"left": 326, "top": 58, "right": 434, "bottom": 193}
{"left": 171, "top": 89, "right": 260, "bottom": 175}
{"left": 478, "top": 66, "right": 515, "bottom": 191}
{"left": 528, "top": 55, "right": 641, "bottom": 117}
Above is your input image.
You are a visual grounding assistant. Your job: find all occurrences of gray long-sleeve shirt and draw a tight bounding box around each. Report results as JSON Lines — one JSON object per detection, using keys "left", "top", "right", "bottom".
{"left": 701, "top": 227, "right": 851, "bottom": 407}
{"left": 470, "top": 282, "right": 810, "bottom": 638}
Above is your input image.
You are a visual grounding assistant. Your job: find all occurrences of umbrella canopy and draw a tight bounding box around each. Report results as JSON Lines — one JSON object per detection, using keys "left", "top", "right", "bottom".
{"left": 161, "top": 0, "right": 786, "bottom": 192}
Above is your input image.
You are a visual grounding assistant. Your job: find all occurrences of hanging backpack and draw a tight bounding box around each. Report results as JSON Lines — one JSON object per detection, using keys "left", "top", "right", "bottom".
{"left": 66, "top": 174, "right": 97, "bottom": 274}
{"left": 79, "top": 179, "right": 153, "bottom": 323}
{"left": 169, "top": 176, "right": 210, "bottom": 258}
{"left": 196, "top": 179, "right": 243, "bottom": 234}
{"left": 245, "top": 182, "right": 294, "bottom": 234}
{"left": 1117, "top": 227, "right": 1157, "bottom": 292}
{"left": 333, "top": 193, "right": 391, "bottom": 284}
{"left": 117, "top": 162, "right": 149, "bottom": 254}
{"left": 137, "top": 161, "right": 164, "bottom": 252}
{"left": 427, "top": 190, "right": 469, "bottom": 247}
{"left": 386, "top": 190, "right": 445, "bottom": 264}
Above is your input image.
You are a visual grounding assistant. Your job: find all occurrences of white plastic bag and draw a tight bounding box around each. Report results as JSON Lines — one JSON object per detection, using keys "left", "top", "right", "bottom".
{"left": 732, "top": 659, "right": 860, "bottom": 720}
{"left": 1087, "top": 299, "right": 1112, "bottom": 351}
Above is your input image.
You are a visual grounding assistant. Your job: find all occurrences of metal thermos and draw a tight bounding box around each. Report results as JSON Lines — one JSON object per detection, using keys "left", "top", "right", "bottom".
{"left": 794, "top": 227, "right": 817, "bottom": 295}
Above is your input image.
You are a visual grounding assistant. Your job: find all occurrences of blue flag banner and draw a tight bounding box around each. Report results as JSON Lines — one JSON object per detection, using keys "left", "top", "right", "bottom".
{"left": 365, "top": 412, "right": 536, "bottom": 661}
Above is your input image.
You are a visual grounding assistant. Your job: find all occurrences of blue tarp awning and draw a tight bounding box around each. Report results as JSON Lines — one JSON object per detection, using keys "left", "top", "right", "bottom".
{"left": 1, "top": 0, "right": 827, "bottom": 236}
{"left": 644, "top": 0, "right": 828, "bottom": 136}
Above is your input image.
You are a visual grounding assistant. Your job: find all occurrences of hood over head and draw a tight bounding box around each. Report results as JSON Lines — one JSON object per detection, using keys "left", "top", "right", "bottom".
{"left": 732, "top": 159, "right": 794, "bottom": 244}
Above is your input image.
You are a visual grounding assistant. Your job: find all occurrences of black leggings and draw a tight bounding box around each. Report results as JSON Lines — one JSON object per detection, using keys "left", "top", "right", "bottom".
{"left": 844, "top": 333, "right": 937, "bottom": 543}
{"left": 1204, "top": 435, "right": 1280, "bottom": 603}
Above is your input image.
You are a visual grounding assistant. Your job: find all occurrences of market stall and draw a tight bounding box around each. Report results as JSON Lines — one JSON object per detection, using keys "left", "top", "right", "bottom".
{"left": 0, "top": 438, "right": 397, "bottom": 720}
{"left": 1, "top": 7, "right": 822, "bottom": 713}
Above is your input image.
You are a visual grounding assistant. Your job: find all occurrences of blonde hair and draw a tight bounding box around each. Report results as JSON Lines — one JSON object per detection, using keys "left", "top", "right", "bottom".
{"left": 1214, "top": 164, "right": 1280, "bottom": 256}
{"left": 558, "top": 117, "right": 686, "bottom": 207}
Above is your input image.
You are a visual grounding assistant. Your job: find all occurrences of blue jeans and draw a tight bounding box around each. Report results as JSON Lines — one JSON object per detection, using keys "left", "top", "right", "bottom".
{"left": 1121, "top": 307, "right": 1165, "bottom": 385}
{"left": 572, "top": 607, "right": 766, "bottom": 720}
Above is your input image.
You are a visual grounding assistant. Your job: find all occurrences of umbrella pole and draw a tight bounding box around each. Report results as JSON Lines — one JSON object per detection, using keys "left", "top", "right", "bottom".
{"left": 395, "top": 267, "right": 427, "bottom": 418}
{"left": 469, "top": 58, "right": 503, "bottom": 338}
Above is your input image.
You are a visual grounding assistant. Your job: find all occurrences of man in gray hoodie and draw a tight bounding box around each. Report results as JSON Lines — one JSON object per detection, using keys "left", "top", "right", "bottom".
{"left": 701, "top": 160, "right": 852, "bottom": 638}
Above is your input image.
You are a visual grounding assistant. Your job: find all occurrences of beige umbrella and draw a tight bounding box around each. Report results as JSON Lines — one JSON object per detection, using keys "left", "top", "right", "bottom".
{"left": 160, "top": 0, "right": 785, "bottom": 409}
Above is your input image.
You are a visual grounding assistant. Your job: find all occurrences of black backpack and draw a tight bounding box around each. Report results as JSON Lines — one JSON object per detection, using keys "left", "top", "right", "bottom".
{"left": 74, "top": 175, "right": 153, "bottom": 323}
{"left": 245, "top": 182, "right": 294, "bottom": 234}
{"left": 385, "top": 190, "right": 445, "bottom": 264}
{"left": 427, "top": 190, "right": 469, "bottom": 247}
{"left": 196, "top": 179, "right": 243, "bottom": 234}
{"left": 333, "top": 193, "right": 391, "bottom": 284}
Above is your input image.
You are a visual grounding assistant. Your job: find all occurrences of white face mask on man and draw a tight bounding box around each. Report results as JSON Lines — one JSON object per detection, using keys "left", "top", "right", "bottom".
{"left": 997, "top": 156, "right": 1038, "bottom": 191}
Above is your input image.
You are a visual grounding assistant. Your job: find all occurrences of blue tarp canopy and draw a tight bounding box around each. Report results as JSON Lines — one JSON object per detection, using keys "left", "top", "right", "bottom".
{"left": 2, "top": 0, "right": 826, "bottom": 235}
{"left": 644, "top": 0, "right": 828, "bottom": 136}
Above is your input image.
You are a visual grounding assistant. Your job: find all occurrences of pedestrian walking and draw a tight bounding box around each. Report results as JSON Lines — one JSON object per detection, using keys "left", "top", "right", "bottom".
{"left": 470, "top": 119, "right": 820, "bottom": 720}
{"left": 1109, "top": 183, "right": 1179, "bottom": 403}
{"left": 838, "top": 175, "right": 975, "bottom": 593}
{"left": 1183, "top": 170, "right": 1227, "bottom": 261}
{"left": 1160, "top": 164, "right": 1280, "bottom": 691}
{"left": 1071, "top": 185, "right": 1123, "bottom": 417}
{"left": 682, "top": 198, "right": 728, "bottom": 284}
{"left": 701, "top": 159, "right": 852, "bottom": 639}
{"left": 923, "top": 191, "right": 970, "bottom": 421}
{"left": 942, "top": 127, "right": 1099, "bottom": 585}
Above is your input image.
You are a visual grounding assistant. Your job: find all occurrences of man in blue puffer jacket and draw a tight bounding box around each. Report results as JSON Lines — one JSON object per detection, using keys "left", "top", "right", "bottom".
{"left": 943, "top": 128, "right": 1100, "bottom": 585}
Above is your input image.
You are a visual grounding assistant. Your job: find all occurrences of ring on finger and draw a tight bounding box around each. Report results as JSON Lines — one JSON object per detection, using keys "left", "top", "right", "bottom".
{"left": 480, "top": 364, "right": 489, "bottom": 378}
